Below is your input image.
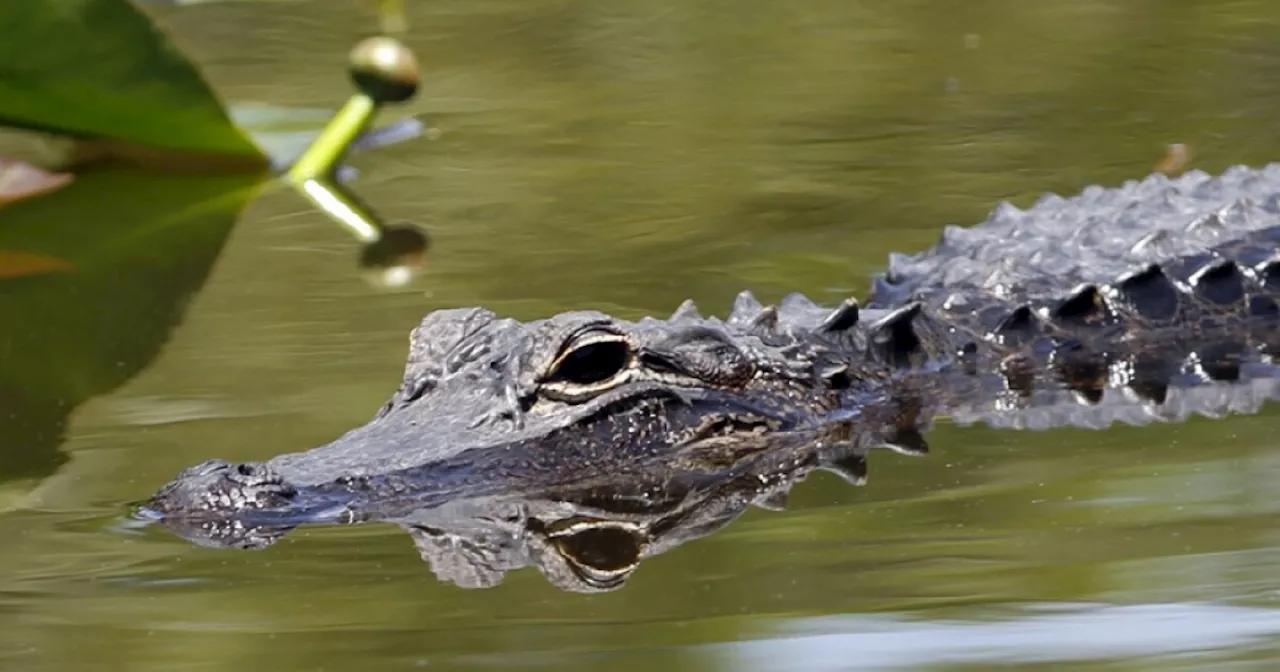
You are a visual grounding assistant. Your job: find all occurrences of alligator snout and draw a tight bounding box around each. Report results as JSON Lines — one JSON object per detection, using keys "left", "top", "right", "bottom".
{"left": 148, "top": 459, "right": 297, "bottom": 517}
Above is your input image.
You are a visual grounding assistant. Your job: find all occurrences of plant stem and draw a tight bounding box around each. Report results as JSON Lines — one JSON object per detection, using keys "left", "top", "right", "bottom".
{"left": 285, "top": 94, "right": 378, "bottom": 184}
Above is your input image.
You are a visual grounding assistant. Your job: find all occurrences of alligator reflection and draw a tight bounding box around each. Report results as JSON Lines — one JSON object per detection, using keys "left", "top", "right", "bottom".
{"left": 156, "top": 433, "right": 920, "bottom": 593}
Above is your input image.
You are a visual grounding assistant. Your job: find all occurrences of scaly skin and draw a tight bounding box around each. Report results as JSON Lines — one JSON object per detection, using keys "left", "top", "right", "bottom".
{"left": 144, "top": 164, "right": 1280, "bottom": 553}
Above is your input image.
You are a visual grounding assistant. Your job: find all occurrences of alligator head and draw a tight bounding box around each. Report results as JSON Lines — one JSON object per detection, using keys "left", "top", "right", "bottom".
{"left": 144, "top": 297, "right": 926, "bottom": 542}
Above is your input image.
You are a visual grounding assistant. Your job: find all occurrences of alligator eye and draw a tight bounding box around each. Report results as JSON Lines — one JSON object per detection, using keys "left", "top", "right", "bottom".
{"left": 540, "top": 332, "right": 634, "bottom": 402}
{"left": 547, "top": 339, "right": 630, "bottom": 385}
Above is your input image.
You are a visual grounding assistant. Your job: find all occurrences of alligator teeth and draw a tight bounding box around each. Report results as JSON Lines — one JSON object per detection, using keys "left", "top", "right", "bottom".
{"left": 1189, "top": 259, "right": 1245, "bottom": 305}
{"left": 817, "top": 297, "right": 860, "bottom": 333}
{"left": 1111, "top": 263, "right": 1179, "bottom": 320}
{"left": 670, "top": 299, "right": 702, "bottom": 322}
{"left": 1050, "top": 283, "right": 1113, "bottom": 327}
{"left": 729, "top": 290, "right": 764, "bottom": 325}
{"left": 820, "top": 454, "right": 868, "bottom": 485}
{"left": 868, "top": 302, "right": 923, "bottom": 367}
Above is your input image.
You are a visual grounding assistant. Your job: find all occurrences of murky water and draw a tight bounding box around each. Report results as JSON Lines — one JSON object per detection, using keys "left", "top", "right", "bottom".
{"left": 4, "top": 1, "right": 1280, "bottom": 669}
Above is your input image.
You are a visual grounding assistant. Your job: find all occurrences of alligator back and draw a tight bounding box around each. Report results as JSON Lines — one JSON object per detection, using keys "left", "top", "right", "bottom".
{"left": 872, "top": 164, "right": 1280, "bottom": 306}
{"left": 846, "top": 165, "right": 1280, "bottom": 431}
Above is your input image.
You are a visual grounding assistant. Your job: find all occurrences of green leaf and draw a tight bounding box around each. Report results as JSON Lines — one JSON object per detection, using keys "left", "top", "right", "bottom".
{"left": 0, "top": 0, "right": 265, "bottom": 162}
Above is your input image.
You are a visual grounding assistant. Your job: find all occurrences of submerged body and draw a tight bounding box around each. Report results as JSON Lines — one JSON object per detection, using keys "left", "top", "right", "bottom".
{"left": 146, "top": 164, "right": 1280, "bottom": 550}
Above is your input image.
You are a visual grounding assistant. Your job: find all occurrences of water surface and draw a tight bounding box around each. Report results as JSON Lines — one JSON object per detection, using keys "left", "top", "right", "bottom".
{"left": 4, "top": 1, "right": 1280, "bottom": 669}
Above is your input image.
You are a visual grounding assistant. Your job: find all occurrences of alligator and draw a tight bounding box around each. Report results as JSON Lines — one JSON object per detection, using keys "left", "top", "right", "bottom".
{"left": 143, "top": 163, "right": 1280, "bottom": 575}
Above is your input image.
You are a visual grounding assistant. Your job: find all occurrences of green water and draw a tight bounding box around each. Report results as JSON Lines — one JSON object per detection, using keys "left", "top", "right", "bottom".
{"left": 4, "top": 0, "right": 1280, "bottom": 669}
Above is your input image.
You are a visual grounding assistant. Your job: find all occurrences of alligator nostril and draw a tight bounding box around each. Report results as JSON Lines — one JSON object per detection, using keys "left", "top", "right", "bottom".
{"left": 237, "top": 464, "right": 255, "bottom": 476}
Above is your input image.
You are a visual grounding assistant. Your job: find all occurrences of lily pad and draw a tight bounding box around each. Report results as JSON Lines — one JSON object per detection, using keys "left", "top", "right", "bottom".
{"left": 0, "top": 0, "right": 265, "bottom": 163}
